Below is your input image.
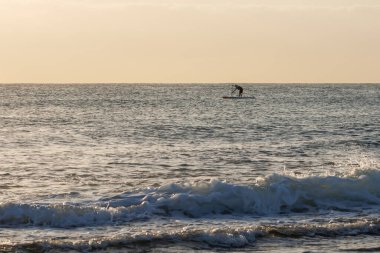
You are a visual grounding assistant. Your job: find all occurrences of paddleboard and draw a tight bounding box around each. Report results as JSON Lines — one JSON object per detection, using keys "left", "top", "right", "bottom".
{"left": 223, "top": 96, "right": 255, "bottom": 99}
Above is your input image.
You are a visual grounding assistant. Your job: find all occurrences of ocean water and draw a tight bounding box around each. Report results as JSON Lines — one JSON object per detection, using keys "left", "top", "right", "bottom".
{"left": 0, "top": 83, "right": 379, "bottom": 253}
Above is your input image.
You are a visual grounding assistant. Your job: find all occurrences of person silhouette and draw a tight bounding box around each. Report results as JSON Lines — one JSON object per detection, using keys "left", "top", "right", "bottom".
{"left": 232, "top": 85, "right": 243, "bottom": 97}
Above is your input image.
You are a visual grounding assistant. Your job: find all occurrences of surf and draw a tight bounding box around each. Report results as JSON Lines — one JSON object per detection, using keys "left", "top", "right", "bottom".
{"left": 2, "top": 219, "right": 380, "bottom": 252}
{"left": 1, "top": 167, "right": 380, "bottom": 228}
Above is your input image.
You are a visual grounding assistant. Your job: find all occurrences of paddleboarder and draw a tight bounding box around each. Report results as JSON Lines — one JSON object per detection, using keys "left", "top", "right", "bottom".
{"left": 232, "top": 85, "right": 243, "bottom": 97}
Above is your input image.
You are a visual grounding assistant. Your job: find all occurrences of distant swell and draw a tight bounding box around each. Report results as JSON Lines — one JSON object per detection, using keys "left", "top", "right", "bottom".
{"left": 1, "top": 168, "right": 380, "bottom": 228}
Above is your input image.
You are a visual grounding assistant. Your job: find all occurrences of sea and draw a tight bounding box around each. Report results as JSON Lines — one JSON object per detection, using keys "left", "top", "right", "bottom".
{"left": 0, "top": 83, "right": 379, "bottom": 253}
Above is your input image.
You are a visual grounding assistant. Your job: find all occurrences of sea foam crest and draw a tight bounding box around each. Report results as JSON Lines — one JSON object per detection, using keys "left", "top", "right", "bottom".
{"left": 107, "top": 168, "right": 380, "bottom": 217}
{"left": 0, "top": 203, "right": 113, "bottom": 227}
{"left": 1, "top": 168, "right": 380, "bottom": 228}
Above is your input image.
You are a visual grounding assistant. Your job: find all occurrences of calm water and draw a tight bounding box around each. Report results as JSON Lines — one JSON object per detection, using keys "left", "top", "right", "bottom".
{"left": 0, "top": 84, "right": 379, "bottom": 252}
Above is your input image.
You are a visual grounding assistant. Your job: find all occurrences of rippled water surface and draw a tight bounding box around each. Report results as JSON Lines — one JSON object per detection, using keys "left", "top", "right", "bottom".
{"left": 0, "top": 84, "right": 379, "bottom": 252}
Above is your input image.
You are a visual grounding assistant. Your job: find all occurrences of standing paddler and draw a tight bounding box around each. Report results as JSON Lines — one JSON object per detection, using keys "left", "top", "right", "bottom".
{"left": 232, "top": 85, "right": 243, "bottom": 97}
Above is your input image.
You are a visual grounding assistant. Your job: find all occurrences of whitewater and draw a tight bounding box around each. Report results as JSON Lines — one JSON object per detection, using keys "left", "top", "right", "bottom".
{"left": 0, "top": 83, "right": 379, "bottom": 252}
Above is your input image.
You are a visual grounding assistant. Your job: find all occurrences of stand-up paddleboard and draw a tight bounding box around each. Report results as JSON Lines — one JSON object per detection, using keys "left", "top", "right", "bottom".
{"left": 223, "top": 96, "right": 255, "bottom": 99}
{"left": 225, "top": 85, "right": 254, "bottom": 99}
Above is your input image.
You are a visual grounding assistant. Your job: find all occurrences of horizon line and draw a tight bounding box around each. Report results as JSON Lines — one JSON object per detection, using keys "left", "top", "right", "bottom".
{"left": 1, "top": 82, "right": 380, "bottom": 85}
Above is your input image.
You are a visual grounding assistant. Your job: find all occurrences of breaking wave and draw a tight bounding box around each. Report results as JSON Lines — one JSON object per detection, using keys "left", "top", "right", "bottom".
{"left": 1, "top": 168, "right": 380, "bottom": 228}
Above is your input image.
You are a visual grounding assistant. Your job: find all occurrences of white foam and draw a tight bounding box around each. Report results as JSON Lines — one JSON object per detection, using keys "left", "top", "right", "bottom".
{"left": 117, "top": 167, "right": 380, "bottom": 217}
{"left": 1, "top": 168, "right": 380, "bottom": 228}
{"left": 0, "top": 203, "right": 113, "bottom": 227}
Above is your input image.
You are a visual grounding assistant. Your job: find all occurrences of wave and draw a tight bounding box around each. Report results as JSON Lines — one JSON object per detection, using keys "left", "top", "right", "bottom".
{"left": 0, "top": 203, "right": 113, "bottom": 227}
{"left": 1, "top": 168, "right": 380, "bottom": 228}
{"left": 2, "top": 219, "right": 380, "bottom": 252}
{"left": 104, "top": 167, "right": 380, "bottom": 216}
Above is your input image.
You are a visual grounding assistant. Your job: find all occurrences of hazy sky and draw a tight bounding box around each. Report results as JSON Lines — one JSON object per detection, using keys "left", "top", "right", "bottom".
{"left": 1, "top": 0, "right": 380, "bottom": 83}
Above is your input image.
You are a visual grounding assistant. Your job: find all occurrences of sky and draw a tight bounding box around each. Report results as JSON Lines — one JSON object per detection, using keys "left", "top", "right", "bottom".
{"left": 1, "top": 0, "right": 380, "bottom": 83}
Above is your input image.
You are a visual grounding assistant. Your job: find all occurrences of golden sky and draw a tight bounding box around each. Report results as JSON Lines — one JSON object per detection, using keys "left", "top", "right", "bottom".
{"left": 1, "top": 0, "right": 380, "bottom": 83}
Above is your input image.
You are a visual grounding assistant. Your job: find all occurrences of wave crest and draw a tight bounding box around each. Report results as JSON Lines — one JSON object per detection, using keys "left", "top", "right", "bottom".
{"left": 1, "top": 168, "right": 380, "bottom": 228}
{"left": 108, "top": 168, "right": 380, "bottom": 217}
